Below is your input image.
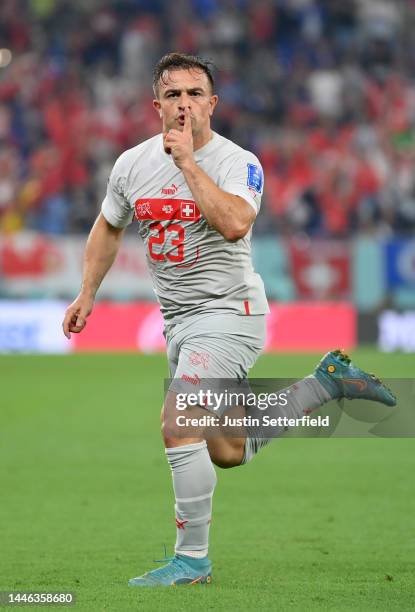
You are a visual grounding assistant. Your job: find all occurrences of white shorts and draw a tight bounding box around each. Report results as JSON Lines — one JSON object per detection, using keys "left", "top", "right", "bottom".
{"left": 165, "top": 311, "right": 266, "bottom": 408}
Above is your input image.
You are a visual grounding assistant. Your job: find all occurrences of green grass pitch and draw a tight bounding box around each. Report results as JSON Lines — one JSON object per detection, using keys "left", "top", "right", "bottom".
{"left": 1, "top": 349, "right": 414, "bottom": 611}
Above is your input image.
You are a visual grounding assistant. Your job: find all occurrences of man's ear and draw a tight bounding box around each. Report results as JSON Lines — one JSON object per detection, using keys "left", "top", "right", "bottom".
{"left": 153, "top": 99, "right": 162, "bottom": 118}
{"left": 209, "top": 95, "right": 219, "bottom": 117}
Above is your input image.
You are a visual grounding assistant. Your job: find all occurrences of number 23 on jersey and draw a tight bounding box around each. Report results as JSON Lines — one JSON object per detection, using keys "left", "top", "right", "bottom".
{"left": 135, "top": 198, "right": 201, "bottom": 265}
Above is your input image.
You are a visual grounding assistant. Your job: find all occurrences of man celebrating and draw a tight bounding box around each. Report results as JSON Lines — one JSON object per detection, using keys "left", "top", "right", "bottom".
{"left": 62, "top": 53, "right": 395, "bottom": 587}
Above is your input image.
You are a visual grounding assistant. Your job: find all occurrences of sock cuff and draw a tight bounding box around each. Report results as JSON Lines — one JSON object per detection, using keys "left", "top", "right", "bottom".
{"left": 165, "top": 441, "right": 207, "bottom": 456}
{"left": 306, "top": 374, "right": 333, "bottom": 402}
{"left": 176, "top": 550, "right": 209, "bottom": 561}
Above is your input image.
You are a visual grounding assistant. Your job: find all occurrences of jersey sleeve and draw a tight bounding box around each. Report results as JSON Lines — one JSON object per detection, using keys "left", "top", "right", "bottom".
{"left": 101, "top": 155, "right": 134, "bottom": 228}
{"left": 220, "top": 151, "right": 264, "bottom": 214}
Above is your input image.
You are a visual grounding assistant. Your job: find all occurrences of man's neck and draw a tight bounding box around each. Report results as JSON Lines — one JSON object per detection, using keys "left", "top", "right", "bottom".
{"left": 193, "top": 129, "right": 213, "bottom": 152}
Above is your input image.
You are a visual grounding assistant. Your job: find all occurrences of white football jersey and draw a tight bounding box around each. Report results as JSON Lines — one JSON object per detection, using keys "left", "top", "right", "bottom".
{"left": 102, "top": 131, "right": 269, "bottom": 322}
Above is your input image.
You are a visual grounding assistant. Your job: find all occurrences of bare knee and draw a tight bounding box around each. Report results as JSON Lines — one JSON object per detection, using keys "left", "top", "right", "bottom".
{"left": 160, "top": 402, "right": 204, "bottom": 448}
{"left": 161, "top": 424, "right": 192, "bottom": 448}
{"left": 161, "top": 411, "right": 186, "bottom": 447}
{"left": 212, "top": 455, "right": 242, "bottom": 469}
{"left": 207, "top": 439, "right": 245, "bottom": 469}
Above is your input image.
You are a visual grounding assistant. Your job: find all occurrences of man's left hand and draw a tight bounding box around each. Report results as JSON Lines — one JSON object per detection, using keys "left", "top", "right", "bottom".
{"left": 164, "top": 108, "right": 194, "bottom": 170}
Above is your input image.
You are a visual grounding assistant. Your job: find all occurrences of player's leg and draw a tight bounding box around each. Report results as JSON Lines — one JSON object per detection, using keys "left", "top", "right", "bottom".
{"left": 129, "top": 321, "right": 398, "bottom": 586}
{"left": 206, "top": 405, "right": 246, "bottom": 468}
{"left": 206, "top": 371, "right": 332, "bottom": 467}
{"left": 241, "top": 349, "right": 397, "bottom": 464}
{"left": 160, "top": 317, "right": 396, "bottom": 470}
{"left": 169, "top": 313, "right": 267, "bottom": 469}
{"left": 130, "top": 315, "right": 265, "bottom": 585}
{"left": 191, "top": 345, "right": 397, "bottom": 467}
{"left": 129, "top": 400, "right": 214, "bottom": 585}
{"left": 129, "top": 325, "right": 215, "bottom": 587}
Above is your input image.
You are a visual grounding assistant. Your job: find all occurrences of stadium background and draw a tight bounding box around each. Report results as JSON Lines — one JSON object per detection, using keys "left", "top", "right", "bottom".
{"left": 1, "top": 1, "right": 415, "bottom": 610}
{"left": 1, "top": 0, "right": 415, "bottom": 352}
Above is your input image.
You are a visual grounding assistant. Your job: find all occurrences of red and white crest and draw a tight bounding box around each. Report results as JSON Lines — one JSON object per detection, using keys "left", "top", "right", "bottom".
{"left": 180, "top": 201, "right": 196, "bottom": 220}
{"left": 136, "top": 201, "right": 152, "bottom": 218}
{"left": 162, "top": 204, "right": 174, "bottom": 215}
{"left": 188, "top": 351, "right": 210, "bottom": 370}
{"left": 134, "top": 198, "right": 200, "bottom": 221}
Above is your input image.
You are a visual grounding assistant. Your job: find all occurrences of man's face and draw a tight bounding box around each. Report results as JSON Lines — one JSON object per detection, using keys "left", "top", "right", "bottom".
{"left": 153, "top": 68, "right": 218, "bottom": 136}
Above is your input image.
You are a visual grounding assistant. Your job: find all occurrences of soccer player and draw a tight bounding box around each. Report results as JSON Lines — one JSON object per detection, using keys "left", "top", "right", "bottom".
{"left": 62, "top": 53, "right": 396, "bottom": 587}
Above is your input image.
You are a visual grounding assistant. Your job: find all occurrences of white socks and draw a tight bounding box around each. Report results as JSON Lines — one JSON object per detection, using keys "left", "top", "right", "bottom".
{"left": 165, "top": 441, "right": 217, "bottom": 558}
{"left": 242, "top": 376, "right": 332, "bottom": 464}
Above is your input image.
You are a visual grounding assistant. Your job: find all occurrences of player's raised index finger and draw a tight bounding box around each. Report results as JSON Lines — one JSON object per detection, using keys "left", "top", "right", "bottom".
{"left": 184, "top": 108, "right": 192, "bottom": 134}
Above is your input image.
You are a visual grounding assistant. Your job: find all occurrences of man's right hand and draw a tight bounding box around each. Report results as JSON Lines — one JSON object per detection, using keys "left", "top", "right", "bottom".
{"left": 61, "top": 213, "right": 124, "bottom": 340}
{"left": 62, "top": 294, "right": 94, "bottom": 339}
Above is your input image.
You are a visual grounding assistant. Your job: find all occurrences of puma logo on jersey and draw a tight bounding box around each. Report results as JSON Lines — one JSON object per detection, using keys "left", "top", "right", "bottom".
{"left": 181, "top": 373, "right": 201, "bottom": 386}
{"left": 161, "top": 183, "right": 178, "bottom": 195}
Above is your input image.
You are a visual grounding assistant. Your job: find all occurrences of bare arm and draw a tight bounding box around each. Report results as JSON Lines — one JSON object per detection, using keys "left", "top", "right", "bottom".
{"left": 180, "top": 162, "right": 255, "bottom": 242}
{"left": 164, "top": 109, "right": 255, "bottom": 242}
{"left": 62, "top": 213, "right": 124, "bottom": 338}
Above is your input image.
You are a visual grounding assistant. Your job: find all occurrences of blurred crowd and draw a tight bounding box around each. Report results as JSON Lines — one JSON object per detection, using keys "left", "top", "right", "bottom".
{"left": 0, "top": 0, "right": 415, "bottom": 236}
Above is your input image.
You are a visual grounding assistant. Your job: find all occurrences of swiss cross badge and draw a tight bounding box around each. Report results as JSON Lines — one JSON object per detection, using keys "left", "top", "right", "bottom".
{"left": 180, "top": 201, "right": 196, "bottom": 219}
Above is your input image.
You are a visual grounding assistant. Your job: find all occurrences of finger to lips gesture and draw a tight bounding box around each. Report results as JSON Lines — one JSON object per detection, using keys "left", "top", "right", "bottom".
{"left": 164, "top": 108, "right": 194, "bottom": 169}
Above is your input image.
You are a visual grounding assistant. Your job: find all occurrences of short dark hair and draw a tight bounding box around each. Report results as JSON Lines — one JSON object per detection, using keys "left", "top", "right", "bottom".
{"left": 153, "top": 52, "right": 215, "bottom": 97}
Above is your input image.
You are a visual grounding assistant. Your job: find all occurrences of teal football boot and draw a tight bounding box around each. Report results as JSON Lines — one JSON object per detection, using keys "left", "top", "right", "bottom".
{"left": 128, "top": 554, "right": 212, "bottom": 587}
{"left": 314, "top": 349, "right": 396, "bottom": 406}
